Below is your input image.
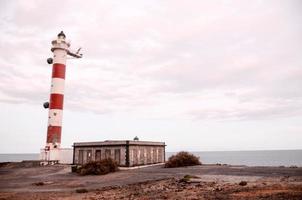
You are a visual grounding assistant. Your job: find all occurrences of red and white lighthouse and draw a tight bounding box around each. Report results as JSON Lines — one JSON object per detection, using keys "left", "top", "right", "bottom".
{"left": 41, "top": 31, "right": 82, "bottom": 163}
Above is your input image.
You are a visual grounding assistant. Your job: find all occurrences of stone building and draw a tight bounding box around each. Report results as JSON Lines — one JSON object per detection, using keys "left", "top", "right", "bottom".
{"left": 73, "top": 140, "right": 166, "bottom": 167}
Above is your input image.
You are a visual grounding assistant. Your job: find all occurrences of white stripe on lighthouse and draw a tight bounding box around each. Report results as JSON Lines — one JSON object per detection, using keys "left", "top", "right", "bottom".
{"left": 48, "top": 109, "right": 63, "bottom": 126}
{"left": 53, "top": 49, "right": 67, "bottom": 65}
{"left": 50, "top": 78, "right": 65, "bottom": 94}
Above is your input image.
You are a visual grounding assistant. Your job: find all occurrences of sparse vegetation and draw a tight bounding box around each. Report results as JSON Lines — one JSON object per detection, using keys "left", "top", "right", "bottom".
{"left": 76, "top": 188, "right": 88, "bottom": 193}
{"left": 165, "top": 151, "right": 201, "bottom": 168}
{"left": 183, "top": 174, "right": 200, "bottom": 179}
{"left": 71, "top": 165, "right": 78, "bottom": 173}
{"left": 77, "top": 158, "right": 119, "bottom": 175}
{"left": 33, "top": 182, "right": 44, "bottom": 186}
{"left": 180, "top": 174, "right": 200, "bottom": 182}
{"left": 239, "top": 181, "right": 248, "bottom": 186}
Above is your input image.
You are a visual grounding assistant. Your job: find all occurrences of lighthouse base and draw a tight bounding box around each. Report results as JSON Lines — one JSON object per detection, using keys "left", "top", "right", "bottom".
{"left": 39, "top": 148, "right": 73, "bottom": 164}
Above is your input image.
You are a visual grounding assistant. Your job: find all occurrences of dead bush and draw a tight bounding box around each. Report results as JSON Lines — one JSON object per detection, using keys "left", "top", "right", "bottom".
{"left": 165, "top": 151, "right": 201, "bottom": 168}
{"left": 239, "top": 181, "right": 247, "bottom": 186}
{"left": 76, "top": 188, "right": 88, "bottom": 193}
{"left": 32, "top": 182, "right": 44, "bottom": 186}
{"left": 179, "top": 174, "right": 200, "bottom": 182}
{"left": 77, "top": 158, "right": 119, "bottom": 175}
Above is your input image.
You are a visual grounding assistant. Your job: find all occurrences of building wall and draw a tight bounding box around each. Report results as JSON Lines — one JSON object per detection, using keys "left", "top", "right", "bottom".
{"left": 128, "top": 146, "right": 165, "bottom": 166}
{"left": 74, "top": 146, "right": 127, "bottom": 166}
{"left": 40, "top": 148, "right": 73, "bottom": 164}
{"left": 74, "top": 144, "right": 165, "bottom": 167}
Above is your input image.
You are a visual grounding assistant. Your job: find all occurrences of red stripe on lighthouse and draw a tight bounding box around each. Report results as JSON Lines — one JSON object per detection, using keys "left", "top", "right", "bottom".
{"left": 49, "top": 94, "right": 64, "bottom": 109}
{"left": 47, "top": 126, "right": 62, "bottom": 143}
{"left": 52, "top": 64, "right": 66, "bottom": 79}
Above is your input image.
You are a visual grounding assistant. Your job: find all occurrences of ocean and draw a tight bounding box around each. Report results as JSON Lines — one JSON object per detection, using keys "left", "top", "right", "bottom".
{"left": 1, "top": 150, "right": 302, "bottom": 166}
{"left": 0, "top": 154, "right": 39, "bottom": 162}
{"left": 167, "top": 150, "right": 302, "bottom": 167}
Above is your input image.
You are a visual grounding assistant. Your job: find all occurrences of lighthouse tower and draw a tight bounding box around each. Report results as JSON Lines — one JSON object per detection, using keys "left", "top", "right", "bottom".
{"left": 40, "top": 31, "right": 82, "bottom": 164}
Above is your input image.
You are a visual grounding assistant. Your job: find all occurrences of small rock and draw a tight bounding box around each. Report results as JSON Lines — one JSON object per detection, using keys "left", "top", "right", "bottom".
{"left": 188, "top": 178, "right": 203, "bottom": 183}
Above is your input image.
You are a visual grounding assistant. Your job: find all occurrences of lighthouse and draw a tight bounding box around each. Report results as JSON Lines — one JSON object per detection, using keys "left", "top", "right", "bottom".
{"left": 40, "top": 31, "right": 82, "bottom": 164}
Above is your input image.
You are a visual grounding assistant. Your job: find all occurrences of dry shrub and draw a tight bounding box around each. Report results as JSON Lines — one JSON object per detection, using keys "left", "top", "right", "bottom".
{"left": 32, "top": 182, "right": 44, "bottom": 186}
{"left": 165, "top": 151, "right": 201, "bottom": 168}
{"left": 179, "top": 174, "right": 200, "bottom": 182}
{"left": 76, "top": 188, "right": 88, "bottom": 193}
{"left": 77, "top": 158, "right": 119, "bottom": 175}
{"left": 239, "top": 181, "right": 247, "bottom": 186}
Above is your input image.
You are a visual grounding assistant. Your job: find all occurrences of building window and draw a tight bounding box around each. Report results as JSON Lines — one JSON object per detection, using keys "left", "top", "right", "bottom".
{"left": 114, "top": 149, "right": 120, "bottom": 164}
{"left": 140, "top": 149, "right": 144, "bottom": 164}
{"left": 133, "top": 149, "right": 138, "bottom": 165}
{"left": 158, "top": 148, "right": 163, "bottom": 162}
{"left": 105, "top": 149, "right": 111, "bottom": 159}
{"left": 79, "top": 150, "right": 84, "bottom": 164}
{"left": 153, "top": 148, "right": 157, "bottom": 163}
{"left": 147, "top": 148, "right": 151, "bottom": 164}
{"left": 87, "top": 150, "right": 92, "bottom": 163}
{"left": 95, "top": 150, "right": 101, "bottom": 161}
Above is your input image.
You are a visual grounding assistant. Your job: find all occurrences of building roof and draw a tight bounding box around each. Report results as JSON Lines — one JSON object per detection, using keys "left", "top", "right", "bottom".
{"left": 73, "top": 140, "right": 165, "bottom": 147}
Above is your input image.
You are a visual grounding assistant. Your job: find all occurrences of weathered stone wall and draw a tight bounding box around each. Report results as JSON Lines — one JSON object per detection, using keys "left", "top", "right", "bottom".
{"left": 129, "top": 146, "right": 165, "bottom": 166}
{"left": 74, "top": 146, "right": 127, "bottom": 166}
{"left": 73, "top": 142, "right": 165, "bottom": 167}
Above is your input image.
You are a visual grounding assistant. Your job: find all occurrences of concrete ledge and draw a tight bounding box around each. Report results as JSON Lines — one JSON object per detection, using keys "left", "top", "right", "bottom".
{"left": 119, "top": 163, "right": 164, "bottom": 170}
{"left": 74, "top": 140, "right": 165, "bottom": 147}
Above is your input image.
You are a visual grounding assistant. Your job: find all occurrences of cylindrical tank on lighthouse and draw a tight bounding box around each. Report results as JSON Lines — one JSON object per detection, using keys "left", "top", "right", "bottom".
{"left": 46, "top": 31, "right": 69, "bottom": 149}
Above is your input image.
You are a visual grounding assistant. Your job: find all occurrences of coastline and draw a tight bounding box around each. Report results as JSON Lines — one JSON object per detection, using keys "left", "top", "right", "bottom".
{"left": 0, "top": 163, "right": 302, "bottom": 199}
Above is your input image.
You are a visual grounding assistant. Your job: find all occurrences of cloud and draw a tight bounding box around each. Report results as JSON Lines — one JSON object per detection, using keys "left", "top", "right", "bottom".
{"left": 0, "top": 0, "right": 302, "bottom": 121}
{"left": 188, "top": 95, "right": 302, "bottom": 121}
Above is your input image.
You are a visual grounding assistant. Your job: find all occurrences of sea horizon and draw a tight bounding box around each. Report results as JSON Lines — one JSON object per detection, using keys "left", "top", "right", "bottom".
{"left": 2, "top": 148, "right": 302, "bottom": 154}
{"left": 1, "top": 149, "right": 302, "bottom": 167}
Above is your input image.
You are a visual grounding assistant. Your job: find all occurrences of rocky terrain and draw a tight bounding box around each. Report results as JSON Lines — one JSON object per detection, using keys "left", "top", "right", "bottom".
{"left": 0, "top": 163, "right": 301, "bottom": 199}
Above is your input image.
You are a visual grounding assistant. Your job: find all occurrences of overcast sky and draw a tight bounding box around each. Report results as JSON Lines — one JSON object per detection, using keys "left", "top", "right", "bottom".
{"left": 1, "top": 0, "right": 302, "bottom": 153}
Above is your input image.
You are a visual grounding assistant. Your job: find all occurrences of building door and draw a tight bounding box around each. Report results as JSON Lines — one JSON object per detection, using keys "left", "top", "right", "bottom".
{"left": 87, "top": 150, "right": 92, "bottom": 163}
{"left": 95, "top": 150, "right": 101, "bottom": 161}
{"left": 114, "top": 149, "right": 120, "bottom": 164}
{"left": 79, "top": 150, "right": 84, "bottom": 164}
{"left": 105, "top": 149, "right": 111, "bottom": 159}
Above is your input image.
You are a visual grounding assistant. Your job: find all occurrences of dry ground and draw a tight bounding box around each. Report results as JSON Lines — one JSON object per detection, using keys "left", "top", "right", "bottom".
{"left": 0, "top": 163, "right": 302, "bottom": 199}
